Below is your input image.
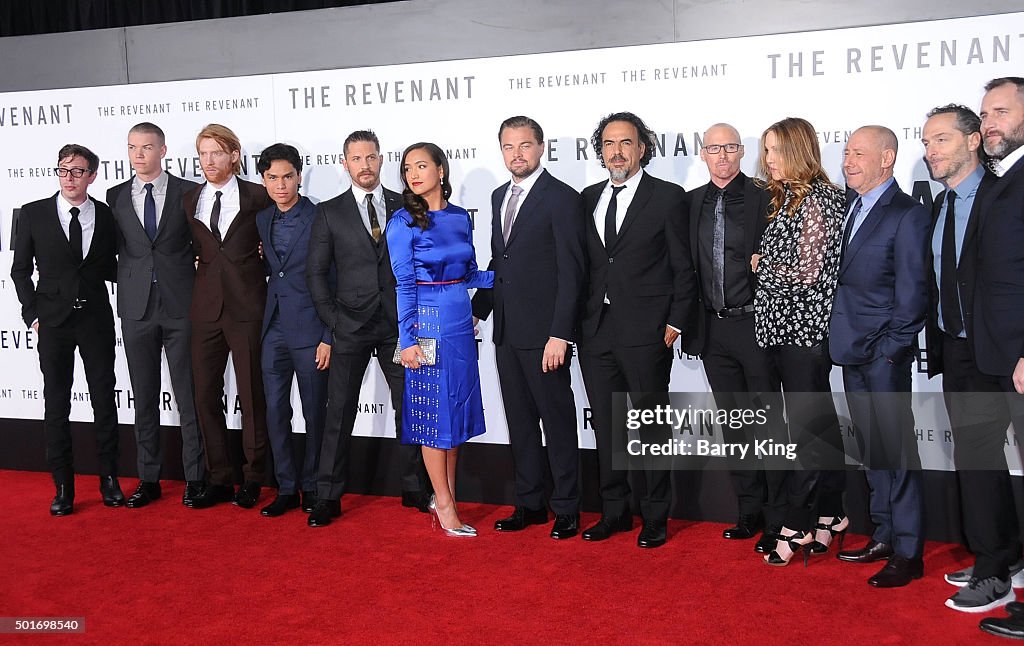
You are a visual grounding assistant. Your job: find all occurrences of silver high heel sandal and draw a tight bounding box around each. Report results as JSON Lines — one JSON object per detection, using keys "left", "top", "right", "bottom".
{"left": 429, "top": 494, "right": 477, "bottom": 537}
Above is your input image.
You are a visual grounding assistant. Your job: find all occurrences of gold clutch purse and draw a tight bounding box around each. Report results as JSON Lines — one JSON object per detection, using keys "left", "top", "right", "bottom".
{"left": 392, "top": 338, "right": 437, "bottom": 366}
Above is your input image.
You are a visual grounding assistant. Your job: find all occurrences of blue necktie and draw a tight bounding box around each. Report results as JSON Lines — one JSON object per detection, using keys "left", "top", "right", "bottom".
{"left": 143, "top": 183, "right": 157, "bottom": 241}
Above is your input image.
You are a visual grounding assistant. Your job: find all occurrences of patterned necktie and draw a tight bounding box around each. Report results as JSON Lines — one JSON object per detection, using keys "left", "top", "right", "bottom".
{"left": 502, "top": 185, "right": 523, "bottom": 243}
{"left": 143, "top": 183, "right": 157, "bottom": 241}
{"left": 841, "top": 197, "right": 862, "bottom": 257}
{"left": 69, "top": 206, "right": 82, "bottom": 264}
{"left": 604, "top": 185, "right": 627, "bottom": 250}
{"left": 367, "top": 193, "right": 382, "bottom": 243}
{"left": 711, "top": 189, "right": 726, "bottom": 312}
{"left": 210, "top": 190, "right": 223, "bottom": 241}
{"left": 940, "top": 190, "right": 963, "bottom": 335}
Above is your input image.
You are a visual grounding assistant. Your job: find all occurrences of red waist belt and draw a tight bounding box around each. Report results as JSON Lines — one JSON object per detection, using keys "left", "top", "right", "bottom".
{"left": 416, "top": 279, "right": 464, "bottom": 285}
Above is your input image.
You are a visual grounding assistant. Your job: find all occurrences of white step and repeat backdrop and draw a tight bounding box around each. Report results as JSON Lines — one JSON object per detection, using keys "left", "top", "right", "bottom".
{"left": 0, "top": 12, "right": 1022, "bottom": 470}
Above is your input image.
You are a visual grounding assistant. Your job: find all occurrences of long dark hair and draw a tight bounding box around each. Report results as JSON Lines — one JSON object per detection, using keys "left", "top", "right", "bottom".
{"left": 400, "top": 142, "right": 452, "bottom": 231}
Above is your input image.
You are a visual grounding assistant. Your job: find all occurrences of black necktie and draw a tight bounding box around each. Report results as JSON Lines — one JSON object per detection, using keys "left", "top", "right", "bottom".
{"left": 841, "top": 197, "right": 862, "bottom": 257}
{"left": 69, "top": 206, "right": 82, "bottom": 264}
{"left": 711, "top": 189, "right": 726, "bottom": 312}
{"left": 604, "top": 185, "right": 627, "bottom": 251}
{"left": 210, "top": 190, "right": 223, "bottom": 241}
{"left": 143, "top": 183, "right": 158, "bottom": 241}
{"left": 940, "top": 190, "right": 963, "bottom": 336}
{"left": 367, "top": 193, "right": 381, "bottom": 243}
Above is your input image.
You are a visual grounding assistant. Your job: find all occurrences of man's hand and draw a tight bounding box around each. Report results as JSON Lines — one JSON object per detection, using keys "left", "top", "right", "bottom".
{"left": 750, "top": 253, "right": 762, "bottom": 273}
{"left": 258, "top": 241, "right": 264, "bottom": 260}
{"left": 31, "top": 321, "right": 39, "bottom": 333}
{"left": 473, "top": 316, "right": 480, "bottom": 337}
{"left": 400, "top": 345, "right": 426, "bottom": 370}
{"left": 664, "top": 326, "right": 680, "bottom": 348}
{"left": 315, "top": 343, "right": 331, "bottom": 370}
{"left": 1014, "top": 357, "right": 1024, "bottom": 395}
{"left": 542, "top": 338, "right": 568, "bottom": 373}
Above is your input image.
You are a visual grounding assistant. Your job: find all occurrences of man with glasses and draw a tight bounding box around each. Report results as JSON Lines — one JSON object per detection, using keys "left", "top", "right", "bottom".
{"left": 681, "top": 123, "right": 785, "bottom": 554}
{"left": 12, "top": 144, "right": 121, "bottom": 515}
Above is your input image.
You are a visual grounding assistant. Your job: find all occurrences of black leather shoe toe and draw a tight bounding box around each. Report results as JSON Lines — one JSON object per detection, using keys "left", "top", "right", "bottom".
{"left": 50, "top": 484, "right": 74, "bottom": 516}
{"left": 182, "top": 481, "right": 205, "bottom": 507}
{"left": 582, "top": 515, "right": 632, "bottom": 541}
{"left": 755, "top": 527, "right": 782, "bottom": 554}
{"left": 307, "top": 499, "right": 342, "bottom": 527}
{"left": 637, "top": 520, "right": 668, "bottom": 548}
{"left": 550, "top": 514, "right": 580, "bottom": 540}
{"left": 260, "top": 493, "right": 300, "bottom": 517}
{"left": 301, "top": 490, "right": 318, "bottom": 513}
{"left": 100, "top": 475, "right": 126, "bottom": 507}
{"left": 126, "top": 481, "right": 162, "bottom": 508}
{"left": 723, "top": 514, "right": 761, "bottom": 540}
{"left": 401, "top": 490, "right": 431, "bottom": 513}
{"left": 837, "top": 540, "right": 894, "bottom": 564}
{"left": 494, "top": 506, "right": 548, "bottom": 531}
{"left": 233, "top": 482, "right": 262, "bottom": 509}
{"left": 868, "top": 556, "right": 923, "bottom": 588}
{"left": 188, "top": 484, "right": 234, "bottom": 509}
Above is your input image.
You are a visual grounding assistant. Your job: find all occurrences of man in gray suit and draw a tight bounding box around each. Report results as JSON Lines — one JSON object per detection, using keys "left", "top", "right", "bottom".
{"left": 107, "top": 122, "right": 204, "bottom": 509}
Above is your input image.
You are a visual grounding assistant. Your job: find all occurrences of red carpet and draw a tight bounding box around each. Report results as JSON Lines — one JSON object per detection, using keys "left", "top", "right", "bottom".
{"left": 0, "top": 468, "right": 1008, "bottom": 644}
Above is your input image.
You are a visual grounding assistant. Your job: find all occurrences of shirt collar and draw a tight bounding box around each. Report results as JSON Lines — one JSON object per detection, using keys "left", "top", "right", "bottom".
{"left": 57, "top": 192, "right": 91, "bottom": 215}
{"left": 605, "top": 168, "right": 645, "bottom": 193}
{"left": 855, "top": 176, "right": 895, "bottom": 212}
{"left": 351, "top": 182, "right": 383, "bottom": 205}
{"left": 993, "top": 144, "right": 1024, "bottom": 177}
{"left": 206, "top": 174, "right": 238, "bottom": 196}
{"left": 947, "top": 163, "right": 985, "bottom": 197}
{"left": 133, "top": 170, "right": 168, "bottom": 194}
{"left": 509, "top": 164, "right": 544, "bottom": 193}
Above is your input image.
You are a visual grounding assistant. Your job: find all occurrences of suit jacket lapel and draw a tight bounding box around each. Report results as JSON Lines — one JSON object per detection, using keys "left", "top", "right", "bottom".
{"left": 978, "top": 160, "right": 1023, "bottom": 238}
{"left": 963, "top": 172, "right": 995, "bottom": 265}
{"left": 741, "top": 176, "right": 760, "bottom": 258}
{"left": 688, "top": 184, "right": 706, "bottom": 269}
{"left": 582, "top": 183, "right": 606, "bottom": 258}
{"left": 841, "top": 183, "right": 897, "bottom": 274}
{"left": 505, "top": 171, "right": 548, "bottom": 249}
{"left": 611, "top": 172, "right": 653, "bottom": 251}
{"left": 154, "top": 176, "right": 182, "bottom": 240}
{"left": 278, "top": 199, "right": 315, "bottom": 266}
{"left": 116, "top": 181, "right": 147, "bottom": 240}
{"left": 221, "top": 178, "right": 249, "bottom": 243}
{"left": 492, "top": 183, "right": 507, "bottom": 252}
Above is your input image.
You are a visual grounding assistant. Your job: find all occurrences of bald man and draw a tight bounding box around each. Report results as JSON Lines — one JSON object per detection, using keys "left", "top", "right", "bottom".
{"left": 830, "top": 126, "right": 930, "bottom": 588}
{"left": 682, "top": 123, "right": 785, "bottom": 553}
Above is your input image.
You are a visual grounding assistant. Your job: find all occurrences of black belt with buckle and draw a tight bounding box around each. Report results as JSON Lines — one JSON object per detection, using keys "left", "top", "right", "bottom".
{"left": 709, "top": 304, "right": 755, "bottom": 319}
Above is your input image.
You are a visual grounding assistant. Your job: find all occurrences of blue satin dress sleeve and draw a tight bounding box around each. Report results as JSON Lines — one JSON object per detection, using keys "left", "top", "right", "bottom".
{"left": 384, "top": 209, "right": 420, "bottom": 351}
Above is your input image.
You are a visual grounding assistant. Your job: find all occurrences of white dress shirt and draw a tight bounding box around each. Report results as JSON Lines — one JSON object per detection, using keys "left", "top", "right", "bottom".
{"left": 57, "top": 193, "right": 95, "bottom": 256}
{"left": 194, "top": 175, "right": 240, "bottom": 235}
{"left": 130, "top": 170, "right": 169, "bottom": 228}
{"left": 351, "top": 183, "right": 386, "bottom": 236}
{"left": 592, "top": 169, "right": 644, "bottom": 246}
{"left": 993, "top": 144, "right": 1024, "bottom": 177}
{"left": 499, "top": 164, "right": 545, "bottom": 230}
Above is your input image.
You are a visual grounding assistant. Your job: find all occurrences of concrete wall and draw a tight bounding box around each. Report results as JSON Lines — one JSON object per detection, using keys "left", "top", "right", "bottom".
{"left": 1, "top": 0, "right": 1021, "bottom": 92}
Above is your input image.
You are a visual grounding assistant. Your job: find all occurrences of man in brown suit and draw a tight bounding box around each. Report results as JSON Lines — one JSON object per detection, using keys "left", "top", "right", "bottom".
{"left": 184, "top": 124, "right": 272, "bottom": 509}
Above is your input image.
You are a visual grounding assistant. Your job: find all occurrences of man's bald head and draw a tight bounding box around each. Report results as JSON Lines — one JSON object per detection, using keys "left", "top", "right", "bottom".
{"left": 700, "top": 122, "right": 745, "bottom": 188}
{"left": 843, "top": 125, "right": 898, "bottom": 195}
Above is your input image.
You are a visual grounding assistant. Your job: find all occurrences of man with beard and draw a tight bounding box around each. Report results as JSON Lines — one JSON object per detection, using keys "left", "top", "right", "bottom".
{"left": 921, "top": 104, "right": 1020, "bottom": 613}
{"left": 577, "top": 111, "right": 697, "bottom": 548}
{"left": 973, "top": 76, "right": 1024, "bottom": 639}
{"left": 472, "top": 116, "right": 586, "bottom": 539}
{"left": 305, "top": 130, "right": 431, "bottom": 527}
{"left": 185, "top": 124, "right": 273, "bottom": 510}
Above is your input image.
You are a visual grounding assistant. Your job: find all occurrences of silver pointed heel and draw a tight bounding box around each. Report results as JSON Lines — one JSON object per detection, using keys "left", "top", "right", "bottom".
{"left": 429, "top": 494, "right": 477, "bottom": 537}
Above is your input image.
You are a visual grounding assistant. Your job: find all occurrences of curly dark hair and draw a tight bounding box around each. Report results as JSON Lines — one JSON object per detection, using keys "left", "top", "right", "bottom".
{"left": 400, "top": 142, "right": 452, "bottom": 231}
{"left": 589, "top": 111, "right": 656, "bottom": 169}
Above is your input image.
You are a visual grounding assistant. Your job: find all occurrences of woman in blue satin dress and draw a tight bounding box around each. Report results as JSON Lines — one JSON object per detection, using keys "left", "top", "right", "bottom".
{"left": 385, "top": 142, "right": 493, "bottom": 537}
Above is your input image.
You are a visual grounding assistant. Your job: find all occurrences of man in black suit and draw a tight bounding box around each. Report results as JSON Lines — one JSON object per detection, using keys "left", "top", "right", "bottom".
{"left": 472, "top": 116, "right": 586, "bottom": 539}
{"left": 106, "top": 122, "right": 204, "bottom": 509}
{"left": 973, "top": 77, "right": 1024, "bottom": 640}
{"left": 305, "top": 129, "right": 430, "bottom": 527}
{"left": 577, "top": 112, "right": 697, "bottom": 548}
{"left": 11, "top": 144, "right": 123, "bottom": 515}
{"left": 681, "top": 123, "right": 785, "bottom": 553}
{"left": 184, "top": 124, "right": 274, "bottom": 510}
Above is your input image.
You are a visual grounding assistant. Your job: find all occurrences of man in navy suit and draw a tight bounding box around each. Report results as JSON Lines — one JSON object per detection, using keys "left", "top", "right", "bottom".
{"left": 576, "top": 112, "right": 697, "bottom": 548}
{"left": 974, "top": 76, "right": 1024, "bottom": 641}
{"left": 830, "top": 126, "right": 930, "bottom": 588}
{"left": 11, "top": 144, "right": 122, "bottom": 515}
{"left": 472, "top": 116, "right": 586, "bottom": 539}
{"left": 255, "top": 143, "right": 330, "bottom": 517}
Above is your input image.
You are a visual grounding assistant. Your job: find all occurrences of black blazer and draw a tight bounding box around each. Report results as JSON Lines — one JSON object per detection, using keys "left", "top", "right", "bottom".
{"left": 924, "top": 172, "right": 994, "bottom": 378}
{"left": 974, "top": 157, "right": 1024, "bottom": 377}
{"left": 11, "top": 193, "right": 117, "bottom": 327}
{"left": 306, "top": 187, "right": 403, "bottom": 335}
{"left": 471, "top": 169, "right": 586, "bottom": 348}
{"left": 107, "top": 173, "right": 199, "bottom": 321}
{"left": 680, "top": 173, "right": 770, "bottom": 356}
{"left": 579, "top": 171, "right": 697, "bottom": 347}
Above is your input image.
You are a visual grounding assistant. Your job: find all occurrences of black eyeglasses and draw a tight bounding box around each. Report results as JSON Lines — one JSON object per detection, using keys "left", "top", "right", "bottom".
{"left": 54, "top": 167, "right": 91, "bottom": 178}
{"left": 702, "top": 144, "right": 742, "bottom": 154}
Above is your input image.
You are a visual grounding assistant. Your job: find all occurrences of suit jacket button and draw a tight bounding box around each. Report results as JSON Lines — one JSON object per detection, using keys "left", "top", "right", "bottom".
{"left": 503, "top": 254, "right": 509, "bottom": 259}
{"left": 608, "top": 257, "right": 614, "bottom": 263}
{"left": 498, "top": 278, "right": 504, "bottom": 283}
{"left": 279, "top": 271, "right": 285, "bottom": 277}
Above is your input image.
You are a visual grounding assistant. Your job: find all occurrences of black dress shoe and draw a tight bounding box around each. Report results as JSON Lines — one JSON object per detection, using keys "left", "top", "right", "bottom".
{"left": 755, "top": 526, "right": 782, "bottom": 554}
{"left": 837, "top": 540, "right": 894, "bottom": 563}
{"left": 126, "top": 481, "right": 162, "bottom": 508}
{"left": 100, "top": 476, "right": 126, "bottom": 507}
{"left": 723, "top": 514, "right": 761, "bottom": 539}
{"left": 551, "top": 514, "right": 580, "bottom": 540}
{"left": 401, "top": 490, "right": 431, "bottom": 513}
{"left": 260, "top": 493, "right": 300, "bottom": 517}
{"left": 307, "top": 499, "right": 342, "bottom": 527}
{"left": 301, "top": 490, "right": 318, "bottom": 514}
{"left": 182, "top": 481, "right": 205, "bottom": 507}
{"left": 494, "top": 506, "right": 548, "bottom": 531}
{"left": 233, "top": 482, "right": 262, "bottom": 509}
{"left": 868, "top": 555, "right": 924, "bottom": 588}
{"left": 50, "top": 484, "right": 74, "bottom": 516}
{"left": 981, "top": 614, "right": 1024, "bottom": 639}
{"left": 582, "top": 515, "right": 633, "bottom": 541}
{"left": 638, "top": 520, "right": 668, "bottom": 548}
{"left": 188, "top": 484, "right": 234, "bottom": 509}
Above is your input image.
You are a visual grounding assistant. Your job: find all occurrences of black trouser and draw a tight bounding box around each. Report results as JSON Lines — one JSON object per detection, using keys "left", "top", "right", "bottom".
{"left": 37, "top": 304, "right": 119, "bottom": 483}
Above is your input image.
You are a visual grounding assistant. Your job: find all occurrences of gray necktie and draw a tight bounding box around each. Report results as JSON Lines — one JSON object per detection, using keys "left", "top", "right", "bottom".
{"left": 502, "top": 185, "right": 523, "bottom": 243}
{"left": 711, "top": 190, "right": 726, "bottom": 312}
